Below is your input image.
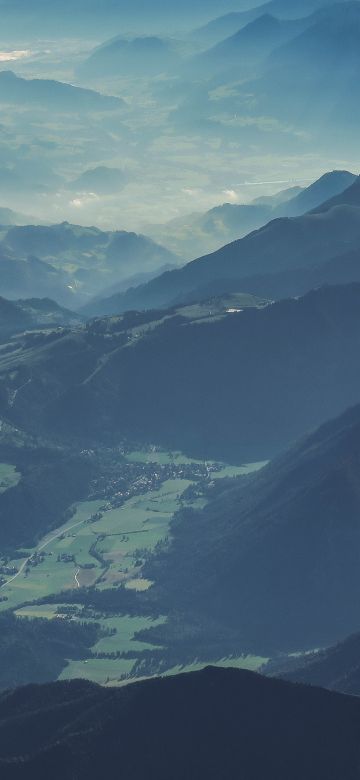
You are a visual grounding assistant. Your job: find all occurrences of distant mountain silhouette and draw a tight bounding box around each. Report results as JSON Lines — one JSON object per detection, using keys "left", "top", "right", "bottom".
{"left": 0, "top": 207, "right": 34, "bottom": 227}
{"left": 79, "top": 35, "right": 181, "bottom": 78}
{"left": 103, "top": 175, "right": 360, "bottom": 311}
{"left": 0, "top": 252, "right": 73, "bottom": 306}
{"left": 0, "top": 222, "right": 179, "bottom": 304}
{"left": 280, "top": 170, "right": 357, "bottom": 216}
{"left": 68, "top": 166, "right": 128, "bottom": 194}
{"left": 1, "top": 667, "right": 360, "bottom": 779}
{"left": 0, "top": 70, "right": 123, "bottom": 112}
{"left": 145, "top": 170, "right": 356, "bottom": 259}
{"left": 248, "top": 1, "right": 360, "bottom": 134}
{"left": 194, "top": 0, "right": 348, "bottom": 42}
{"left": 311, "top": 174, "right": 360, "bottom": 213}
{"left": 194, "top": 14, "right": 307, "bottom": 75}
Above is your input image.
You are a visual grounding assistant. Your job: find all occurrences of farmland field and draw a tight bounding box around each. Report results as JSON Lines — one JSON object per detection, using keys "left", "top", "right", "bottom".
{"left": 59, "top": 657, "right": 135, "bottom": 684}
{"left": 2, "top": 449, "right": 268, "bottom": 685}
{"left": 0, "top": 479, "right": 190, "bottom": 609}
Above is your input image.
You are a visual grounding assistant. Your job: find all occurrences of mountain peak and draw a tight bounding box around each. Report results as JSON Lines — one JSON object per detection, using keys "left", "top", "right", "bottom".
{"left": 312, "top": 175, "right": 360, "bottom": 213}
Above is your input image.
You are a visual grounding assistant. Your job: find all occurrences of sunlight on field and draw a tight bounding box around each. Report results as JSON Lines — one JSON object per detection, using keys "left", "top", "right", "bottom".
{"left": 59, "top": 657, "right": 135, "bottom": 685}
{"left": 0, "top": 463, "right": 21, "bottom": 494}
{"left": 212, "top": 461, "right": 268, "bottom": 479}
{"left": 0, "top": 477, "right": 191, "bottom": 609}
{"left": 125, "top": 578, "right": 153, "bottom": 591}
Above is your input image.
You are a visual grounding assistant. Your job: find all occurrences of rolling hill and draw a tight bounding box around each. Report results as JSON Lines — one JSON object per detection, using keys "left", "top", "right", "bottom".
{"left": 1, "top": 667, "right": 360, "bottom": 779}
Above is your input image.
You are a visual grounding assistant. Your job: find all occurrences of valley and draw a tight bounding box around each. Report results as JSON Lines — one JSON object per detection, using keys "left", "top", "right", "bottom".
{"left": 1, "top": 2, "right": 360, "bottom": 776}
{"left": 0, "top": 445, "right": 266, "bottom": 685}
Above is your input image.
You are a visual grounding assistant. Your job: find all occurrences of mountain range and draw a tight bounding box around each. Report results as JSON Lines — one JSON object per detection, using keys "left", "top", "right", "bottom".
{"left": 2, "top": 0, "right": 360, "bottom": 767}
{"left": 98, "top": 174, "right": 360, "bottom": 312}
{"left": 79, "top": 35, "right": 182, "bottom": 78}
{"left": 194, "top": 0, "right": 353, "bottom": 42}
{"left": 0, "top": 222, "right": 179, "bottom": 305}
{"left": 193, "top": 14, "right": 308, "bottom": 77}
{"left": 0, "top": 71, "right": 123, "bottom": 112}
{"left": 3, "top": 284, "right": 360, "bottom": 464}
{"left": 240, "top": 2, "right": 360, "bottom": 143}
{"left": 68, "top": 166, "right": 128, "bottom": 194}
{"left": 146, "top": 170, "right": 357, "bottom": 259}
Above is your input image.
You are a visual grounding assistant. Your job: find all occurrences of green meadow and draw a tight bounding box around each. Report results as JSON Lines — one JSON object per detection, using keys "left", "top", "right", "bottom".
{"left": 0, "top": 478, "right": 192, "bottom": 609}
{"left": 3, "top": 450, "right": 268, "bottom": 686}
{"left": 0, "top": 463, "right": 21, "bottom": 494}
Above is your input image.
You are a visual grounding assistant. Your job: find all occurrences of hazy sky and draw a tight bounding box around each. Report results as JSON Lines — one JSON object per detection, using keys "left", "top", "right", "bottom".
{"left": 0, "top": 0, "right": 358, "bottom": 234}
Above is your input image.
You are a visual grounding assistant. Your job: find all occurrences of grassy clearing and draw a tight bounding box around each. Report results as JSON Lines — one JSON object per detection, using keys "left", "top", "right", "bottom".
{"left": 15, "top": 604, "right": 67, "bottom": 619}
{"left": 0, "top": 499, "right": 105, "bottom": 611}
{"left": 59, "top": 657, "right": 135, "bottom": 684}
{"left": 0, "top": 480, "right": 191, "bottom": 609}
{"left": 93, "top": 479, "right": 192, "bottom": 590}
{"left": 93, "top": 615, "right": 167, "bottom": 654}
{"left": 126, "top": 452, "right": 268, "bottom": 479}
{"left": 0, "top": 463, "right": 21, "bottom": 494}
{"left": 125, "top": 578, "right": 153, "bottom": 591}
{"left": 125, "top": 450, "right": 204, "bottom": 465}
{"left": 2, "top": 449, "right": 270, "bottom": 686}
{"left": 212, "top": 461, "right": 268, "bottom": 479}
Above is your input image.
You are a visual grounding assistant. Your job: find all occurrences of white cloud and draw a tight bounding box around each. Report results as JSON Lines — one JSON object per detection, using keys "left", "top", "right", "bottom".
{"left": 222, "top": 189, "right": 239, "bottom": 202}
{"left": 69, "top": 193, "right": 99, "bottom": 209}
{"left": 0, "top": 50, "right": 31, "bottom": 62}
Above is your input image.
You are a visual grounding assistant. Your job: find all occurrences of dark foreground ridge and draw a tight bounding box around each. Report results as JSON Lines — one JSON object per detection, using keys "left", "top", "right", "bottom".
{"left": 1, "top": 666, "right": 360, "bottom": 779}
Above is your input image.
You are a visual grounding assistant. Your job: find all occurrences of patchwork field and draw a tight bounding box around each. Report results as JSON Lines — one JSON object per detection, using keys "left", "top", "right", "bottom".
{"left": 0, "top": 479, "right": 191, "bottom": 610}
{"left": 2, "top": 449, "right": 268, "bottom": 685}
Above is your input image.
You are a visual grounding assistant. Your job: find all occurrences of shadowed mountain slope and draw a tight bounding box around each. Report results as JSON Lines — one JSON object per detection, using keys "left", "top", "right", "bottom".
{"left": 95, "top": 175, "right": 360, "bottom": 312}
{"left": 2, "top": 285, "right": 360, "bottom": 464}
{"left": 149, "top": 402, "right": 360, "bottom": 652}
{"left": 144, "top": 170, "right": 356, "bottom": 261}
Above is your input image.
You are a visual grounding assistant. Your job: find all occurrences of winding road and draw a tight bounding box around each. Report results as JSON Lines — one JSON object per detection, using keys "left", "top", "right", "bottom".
{"left": 0, "top": 515, "right": 93, "bottom": 591}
